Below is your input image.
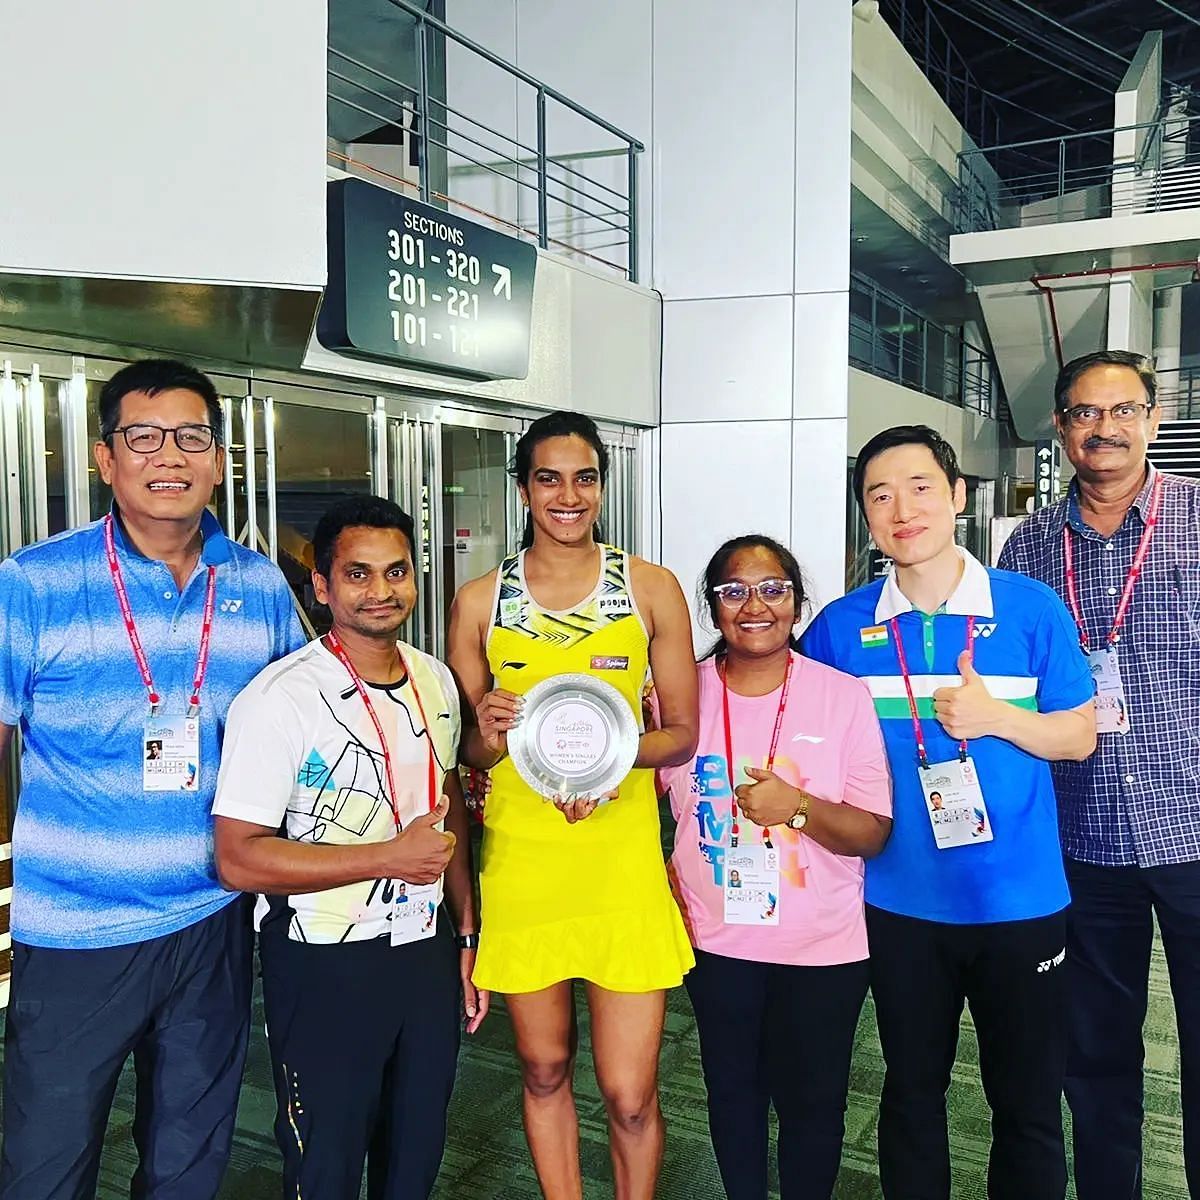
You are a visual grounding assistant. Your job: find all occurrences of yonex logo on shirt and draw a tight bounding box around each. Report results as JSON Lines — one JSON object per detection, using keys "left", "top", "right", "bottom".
{"left": 220, "top": 599, "right": 243, "bottom": 613}
{"left": 973, "top": 622, "right": 997, "bottom": 638}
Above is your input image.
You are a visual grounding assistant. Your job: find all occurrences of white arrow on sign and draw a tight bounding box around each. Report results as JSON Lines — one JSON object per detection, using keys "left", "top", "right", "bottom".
{"left": 491, "top": 264, "right": 511, "bottom": 299}
{"left": 1038, "top": 446, "right": 1052, "bottom": 459}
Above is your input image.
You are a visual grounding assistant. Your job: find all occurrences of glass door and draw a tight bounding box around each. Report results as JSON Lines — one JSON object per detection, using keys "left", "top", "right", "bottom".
{"left": 440, "top": 420, "right": 521, "bottom": 637}
{"left": 225, "top": 383, "right": 375, "bottom": 634}
{"left": 599, "top": 433, "right": 640, "bottom": 554}
{"left": 0, "top": 347, "right": 95, "bottom": 1004}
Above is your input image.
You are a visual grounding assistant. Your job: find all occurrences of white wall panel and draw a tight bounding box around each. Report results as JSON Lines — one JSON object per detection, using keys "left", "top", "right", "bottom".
{"left": 660, "top": 420, "right": 793, "bottom": 644}
{"left": 0, "top": 0, "right": 326, "bottom": 288}
{"left": 514, "top": 0, "right": 652, "bottom": 149}
{"left": 791, "top": 418, "right": 850, "bottom": 608}
{"left": 795, "top": 2, "right": 853, "bottom": 294}
{"left": 444, "top": 1, "right": 521, "bottom": 228}
{"left": 792, "top": 291, "right": 849, "bottom": 420}
{"left": 652, "top": 0, "right": 797, "bottom": 299}
{"left": 662, "top": 297, "right": 794, "bottom": 423}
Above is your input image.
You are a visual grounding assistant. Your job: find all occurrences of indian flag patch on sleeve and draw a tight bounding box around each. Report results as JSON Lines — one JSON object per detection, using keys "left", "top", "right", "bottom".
{"left": 860, "top": 625, "right": 889, "bottom": 648}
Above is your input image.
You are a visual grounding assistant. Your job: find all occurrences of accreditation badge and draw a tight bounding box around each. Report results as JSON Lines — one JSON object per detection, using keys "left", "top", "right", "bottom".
{"left": 390, "top": 883, "right": 440, "bottom": 946}
{"left": 921, "top": 755, "right": 993, "bottom": 850}
{"left": 1086, "top": 647, "right": 1131, "bottom": 735}
{"left": 142, "top": 716, "right": 201, "bottom": 792}
{"left": 723, "top": 843, "right": 781, "bottom": 926}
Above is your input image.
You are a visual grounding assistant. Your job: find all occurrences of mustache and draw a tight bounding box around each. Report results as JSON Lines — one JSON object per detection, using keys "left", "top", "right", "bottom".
{"left": 1083, "top": 435, "right": 1129, "bottom": 450}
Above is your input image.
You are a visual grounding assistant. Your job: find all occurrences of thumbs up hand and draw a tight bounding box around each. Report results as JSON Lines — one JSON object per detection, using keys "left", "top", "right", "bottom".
{"left": 931, "top": 651, "right": 1004, "bottom": 741}
{"left": 385, "top": 794, "right": 457, "bottom": 884}
{"left": 735, "top": 767, "right": 810, "bottom": 829}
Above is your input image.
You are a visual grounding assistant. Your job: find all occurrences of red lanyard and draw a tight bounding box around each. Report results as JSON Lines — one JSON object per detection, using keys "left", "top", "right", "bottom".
{"left": 325, "top": 631, "right": 438, "bottom": 833}
{"left": 891, "top": 615, "right": 975, "bottom": 769}
{"left": 721, "top": 652, "right": 793, "bottom": 849}
{"left": 1063, "top": 474, "right": 1162, "bottom": 653}
{"left": 104, "top": 514, "right": 217, "bottom": 716}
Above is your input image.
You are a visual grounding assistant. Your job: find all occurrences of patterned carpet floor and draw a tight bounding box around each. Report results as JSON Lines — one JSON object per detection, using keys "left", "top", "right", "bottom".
{"left": 0, "top": 931, "right": 1187, "bottom": 1199}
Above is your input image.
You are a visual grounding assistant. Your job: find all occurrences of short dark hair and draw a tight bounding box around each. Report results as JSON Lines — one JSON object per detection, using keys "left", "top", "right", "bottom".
{"left": 852, "top": 425, "right": 961, "bottom": 512}
{"left": 1054, "top": 350, "right": 1157, "bottom": 411}
{"left": 98, "top": 359, "right": 223, "bottom": 441}
{"left": 510, "top": 410, "right": 610, "bottom": 550}
{"left": 312, "top": 495, "right": 416, "bottom": 579}
{"left": 698, "top": 533, "right": 809, "bottom": 659}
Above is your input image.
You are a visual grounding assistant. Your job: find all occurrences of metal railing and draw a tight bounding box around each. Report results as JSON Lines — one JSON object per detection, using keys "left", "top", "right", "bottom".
{"left": 880, "top": 0, "right": 1002, "bottom": 152}
{"left": 1159, "top": 366, "right": 1200, "bottom": 420}
{"left": 957, "top": 111, "right": 1200, "bottom": 232}
{"left": 849, "top": 273, "right": 1001, "bottom": 416}
{"left": 327, "top": 0, "right": 644, "bottom": 281}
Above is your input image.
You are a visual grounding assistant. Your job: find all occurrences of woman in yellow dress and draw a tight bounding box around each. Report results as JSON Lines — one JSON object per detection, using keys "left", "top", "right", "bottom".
{"left": 448, "top": 411, "right": 697, "bottom": 1200}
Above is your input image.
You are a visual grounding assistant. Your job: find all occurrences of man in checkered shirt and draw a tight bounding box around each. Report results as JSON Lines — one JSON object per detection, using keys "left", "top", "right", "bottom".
{"left": 999, "top": 349, "right": 1200, "bottom": 1200}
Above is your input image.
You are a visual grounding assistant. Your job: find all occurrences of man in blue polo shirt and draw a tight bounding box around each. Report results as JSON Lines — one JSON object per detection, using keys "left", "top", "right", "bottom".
{"left": 804, "top": 425, "right": 1095, "bottom": 1200}
{"left": 0, "top": 359, "right": 305, "bottom": 1198}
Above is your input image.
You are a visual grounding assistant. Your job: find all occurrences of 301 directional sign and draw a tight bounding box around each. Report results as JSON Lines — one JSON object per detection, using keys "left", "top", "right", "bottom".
{"left": 1034, "top": 439, "right": 1061, "bottom": 509}
{"left": 318, "top": 179, "right": 538, "bottom": 380}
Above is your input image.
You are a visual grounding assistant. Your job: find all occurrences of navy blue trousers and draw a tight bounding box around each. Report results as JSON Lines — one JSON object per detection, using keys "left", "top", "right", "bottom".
{"left": 1064, "top": 856, "right": 1200, "bottom": 1200}
{"left": 259, "top": 912, "right": 461, "bottom": 1200}
{"left": 0, "top": 897, "right": 253, "bottom": 1200}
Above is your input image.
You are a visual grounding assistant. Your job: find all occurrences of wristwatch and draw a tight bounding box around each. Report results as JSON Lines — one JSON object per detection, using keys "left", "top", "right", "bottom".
{"left": 785, "top": 793, "right": 810, "bottom": 832}
{"left": 457, "top": 932, "right": 480, "bottom": 950}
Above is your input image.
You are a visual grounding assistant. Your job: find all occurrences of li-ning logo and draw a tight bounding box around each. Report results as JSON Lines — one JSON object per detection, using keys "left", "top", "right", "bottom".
{"left": 973, "top": 623, "right": 997, "bottom": 638}
{"left": 220, "top": 599, "right": 243, "bottom": 613}
{"left": 1036, "top": 948, "right": 1066, "bottom": 973}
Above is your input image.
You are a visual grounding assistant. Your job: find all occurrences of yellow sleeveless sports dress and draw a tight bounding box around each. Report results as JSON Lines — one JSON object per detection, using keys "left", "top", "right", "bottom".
{"left": 473, "top": 545, "right": 695, "bottom": 994}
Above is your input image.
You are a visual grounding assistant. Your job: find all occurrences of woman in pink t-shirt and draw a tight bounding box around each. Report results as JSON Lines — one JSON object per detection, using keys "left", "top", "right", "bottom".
{"left": 662, "top": 534, "right": 893, "bottom": 1200}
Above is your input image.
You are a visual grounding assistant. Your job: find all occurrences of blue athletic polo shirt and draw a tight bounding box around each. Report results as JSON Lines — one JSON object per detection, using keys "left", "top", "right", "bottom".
{"left": 0, "top": 509, "right": 306, "bottom": 949}
{"left": 803, "top": 550, "right": 1093, "bottom": 925}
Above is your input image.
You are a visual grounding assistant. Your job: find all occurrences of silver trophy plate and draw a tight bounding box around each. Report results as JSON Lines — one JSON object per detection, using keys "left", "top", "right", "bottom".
{"left": 509, "top": 673, "right": 640, "bottom": 800}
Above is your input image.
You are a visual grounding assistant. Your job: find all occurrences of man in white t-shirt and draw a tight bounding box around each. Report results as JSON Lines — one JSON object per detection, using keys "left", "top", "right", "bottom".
{"left": 213, "top": 495, "right": 487, "bottom": 1200}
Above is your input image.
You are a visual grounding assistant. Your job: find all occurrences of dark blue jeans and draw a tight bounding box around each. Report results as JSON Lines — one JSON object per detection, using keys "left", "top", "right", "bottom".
{"left": 0, "top": 897, "right": 253, "bottom": 1200}
{"left": 1064, "top": 856, "right": 1200, "bottom": 1200}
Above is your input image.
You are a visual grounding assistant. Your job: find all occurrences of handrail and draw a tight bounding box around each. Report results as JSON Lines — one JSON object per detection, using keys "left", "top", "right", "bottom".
{"left": 961, "top": 114, "right": 1195, "bottom": 159}
{"left": 849, "top": 272, "right": 1001, "bottom": 415}
{"left": 383, "top": 0, "right": 644, "bottom": 152}
{"left": 330, "top": 2, "right": 643, "bottom": 280}
{"left": 956, "top": 110, "right": 1200, "bottom": 231}
{"left": 880, "top": 0, "right": 1002, "bottom": 150}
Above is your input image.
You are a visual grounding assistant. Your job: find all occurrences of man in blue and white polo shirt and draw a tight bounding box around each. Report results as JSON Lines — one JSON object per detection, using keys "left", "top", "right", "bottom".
{"left": 0, "top": 359, "right": 305, "bottom": 1198}
{"left": 804, "top": 425, "right": 1095, "bottom": 1200}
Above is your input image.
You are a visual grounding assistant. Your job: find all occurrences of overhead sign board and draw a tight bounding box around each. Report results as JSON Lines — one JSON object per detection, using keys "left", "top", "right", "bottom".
{"left": 318, "top": 179, "right": 538, "bottom": 380}
{"left": 1034, "top": 439, "right": 1061, "bottom": 509}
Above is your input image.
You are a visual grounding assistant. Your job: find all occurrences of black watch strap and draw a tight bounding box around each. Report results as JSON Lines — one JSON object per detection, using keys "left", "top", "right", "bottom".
{"left": 457, "top": 932, "right": 480, "bottom": 950}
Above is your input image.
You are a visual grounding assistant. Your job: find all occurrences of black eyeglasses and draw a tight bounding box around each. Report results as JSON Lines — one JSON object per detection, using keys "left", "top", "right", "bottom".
{"left": 1060, "top": 402, "right": 1153, "bottom": 428}
{"left": 106, "top": 424, "right": 218, "bottom": 454}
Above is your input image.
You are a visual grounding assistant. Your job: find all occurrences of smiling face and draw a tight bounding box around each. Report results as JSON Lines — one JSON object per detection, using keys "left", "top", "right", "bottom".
{"left": 312, "top": 525, "right": 417, "bottom": 643}
{"left": 518, "top": 434, "right": 603, "bottom": 547}
{"left": 714, "top": 545, "right": 798, "bottom": 663}
{"left": 861, "top": 442, "right": 966, "bottom": 569}
{"left": 94, "top": 388, "right": 223, "bottom": 531}
{"left": 1054, "top": 363, "right": 1160, "bottom": 484}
